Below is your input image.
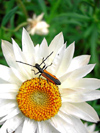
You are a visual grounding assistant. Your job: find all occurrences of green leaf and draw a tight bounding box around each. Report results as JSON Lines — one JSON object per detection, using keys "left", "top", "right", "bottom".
{"left": 84, "top": 23, "right": 94, "bottom": 38}
{"left": 90, "top": 25, "right": 98, "bottom": 63}
{"left": 37, "top": 0, "right": 47, "bottom": 16}
{"left": 52, "top": 17, "right": 82, "bottom": 25}
{"left": 55, "top": 13, "right": 92, "bottom": 21}
{"left": 1, "top": 6, "right": 18, "bottom": 26}
{"left": 47, "top": 0, "right": 61, "bottom": 22}
{"left": 90, "top": 25, "right": 99, "bottom": 76}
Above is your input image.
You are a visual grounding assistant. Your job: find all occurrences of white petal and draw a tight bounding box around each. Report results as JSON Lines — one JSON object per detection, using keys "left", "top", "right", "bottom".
{"left": 67, "top": 55, "right": 90, "bottom": 72}
{"left": 38, "top": 38, "right": 49, "bottom": 60}
{"left": 58, "top": 111, "right": 88, "bottom": 133}
{"left": 15, "top": 123, "right": 23, "bottom": 133}
{"left": 50, "top": 44, "right": 66, "bottom": 74}
{"left": 60, "top": 64, "right": 95, "bottom": 86}
{"left": 35, "top": 44, "right": 40, "bottom": 53}
{"left": 81, "top": 90, "right": 100, "bottom": 101}
{"left": 59, "top": 71, "right": 72, "bottom": 84}
{"left": 0, "top": 114, "right": 24, "bottom": 133}
{"left": 0, "top": 99, "right": 9, "bottom": 107}
{"left": 95, "top": 131, "right": 99, "bottom": 133}
{"left": 0, "top": 92, "right": 17, "bottom": 99}
{"left": 49, "top": 115, "right": 77, "bottom": 133}
{"left": 22, "top": 118, "right": 37, "bottom": 133}
{"left": 37, "top": 121, "right": 59, "bottom": 133}
{"left": 12, "top": 38, "right": 25, "bottom": 62}
{"left": 73, "top": 78, "right": 100, "bottom": 91}
{"left": 0, "top": 65, "right": 20, "bottom": 84}
{"left": 13, "top": 39, "right": 32, "bottom": 78}
{"left": 36, "top": 21, "right": 49, "bottom": 29}
{"left": 0, "top": 78, "right": 9, "bottom": 84}
{"left": 68, "top": 64, "right": 95, "bottom": 80}
{"left": 36, "top": 13, "right": 44, "bottom": 21}
{"left": 70, "top": 117, "right": 88, "bottom": 133}
{"left": 87, "top": 124, "right": 96, "bottom": 132}
{"left": 0, "top": 84, "right": 18, "bottom": 93}
{"left": 60, "top": 88, "right": 76, "bottom": 97}
{"left": 61, "top": 89, "right": 100, "bottom": 103}
{"left": 39, "top": 28, "right": 49, "bottom": 35}
{"left": 11, "top": 67, "right": 28, "bottom": 82}
{"left": 58, "top": 111, "right": 73, "bottom": 125}
{"left": 32, "top": 14, "right": 36, "bottom": 19}
{"left": 49, "top": 115, "right": 67, "bottom": 133}
{"left": 2, "top": 40, "right": 32, "bottom": 81}
{"left": 0, "top": 99, "right": 16, "bottom": 107}
{"left": 57, "top": 42, "right": 75, "bottom": 76}
{"left": 22, "top": 28, "right": 35, "bottom": 64}
{"left": 60, "top": 102, "right": 99, "bottom": 122}
{"left": 0, "top": 102, "right": 16, "bottom": 117}
{"left": 49, "top": 32, "right": 64, "bottom": 54}
{"left": 1, "top": 40, "right": 17, "bottom": 68}
{"left": 27, "top": 18, "right": 33, "bottom": 22}
{"left": 61, "top": 88, "right": 84, "bottom": 103}
{"left": 0, "top": 107, "right": 20, "bottom": 123}
{"left": 2, "top": 40, "right": 28, "bottom": 82}
{"left": 28, "top": 27, "right": 36, "bottom": 35}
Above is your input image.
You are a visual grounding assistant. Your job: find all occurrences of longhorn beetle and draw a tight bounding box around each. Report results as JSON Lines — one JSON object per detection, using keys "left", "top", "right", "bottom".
{"left": 16, "top": 51, "right": 61, "bottom": 85}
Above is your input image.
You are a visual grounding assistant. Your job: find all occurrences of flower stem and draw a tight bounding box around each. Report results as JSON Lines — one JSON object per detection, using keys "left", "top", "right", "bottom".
{"left": 2, "top": 22, "right": 28, "bottom": 32}
{"left": 16, "top": 0, "right": 28, "bottom": 18}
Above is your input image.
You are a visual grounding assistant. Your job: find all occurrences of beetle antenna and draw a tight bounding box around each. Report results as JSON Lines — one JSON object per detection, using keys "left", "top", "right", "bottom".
{"left": 40, "top": 51, "right": 54, "bottom": 66}
{"left": 16, "top": 61, "right": 35, "bottom": 67}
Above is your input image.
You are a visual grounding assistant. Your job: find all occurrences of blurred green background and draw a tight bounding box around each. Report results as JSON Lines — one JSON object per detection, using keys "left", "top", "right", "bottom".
{"left": 0, "top": 0, "right": 100, "bottom": 131}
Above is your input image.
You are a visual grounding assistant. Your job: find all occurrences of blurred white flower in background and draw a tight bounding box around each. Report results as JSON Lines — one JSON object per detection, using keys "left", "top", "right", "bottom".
{"left": 27, "top": 13, "right": 49, "bottom": 35}
{"left": 84, "top": 123, "right": 99, "bottom": 133}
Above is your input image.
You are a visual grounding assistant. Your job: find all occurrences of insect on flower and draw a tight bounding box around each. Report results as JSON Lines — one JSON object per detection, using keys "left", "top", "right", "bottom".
{"left": 16, "top": 51, "right": 61, "bottom": 85}
{"left": 1, "top": 29, "right": 100, "bottom": 132}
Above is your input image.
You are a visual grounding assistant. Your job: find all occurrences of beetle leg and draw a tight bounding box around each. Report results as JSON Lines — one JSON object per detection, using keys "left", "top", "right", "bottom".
{"left": 39, "top": 74, "right": 42, "bottom": 84}
{"left": 42, "top": 57, "right": 47, "bottom": 68}
{"left": 42, "top": 61, "right": 53, "bottom": 70}
{"left": 40, "top": 57, "right": 46, "bottom": 66}
{"left": 41, "top": 57, "right": 53, "bottom": 70}
{"left": 43, "top": 59, "right": 46, "bottom": 66}
{"left": 45, "top": 63, "right": 52, "bottom": 69}
{"left": 42, "top": 64, "right": 46, "bottom": 69}
{"left": 31, "top": 69, "right": 40, "bottom": 75}
{"left": 46, "top": 79, "right": 56, "bottom": 89}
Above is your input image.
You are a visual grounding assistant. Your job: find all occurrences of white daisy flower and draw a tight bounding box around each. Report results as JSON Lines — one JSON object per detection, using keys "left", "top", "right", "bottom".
{"left": 27, "top": 13, "right": 49, "bottom": 35}
{"left": 0, "top": 28, "right": 100, "bottom": 133}
{"left": 84, "top": 123, "right": 99, "bottom": 133}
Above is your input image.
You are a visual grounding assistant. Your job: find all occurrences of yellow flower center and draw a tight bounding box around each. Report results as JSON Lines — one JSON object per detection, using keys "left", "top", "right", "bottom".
{"left": 17, "top": 78, "right": 61, "bottom": 121}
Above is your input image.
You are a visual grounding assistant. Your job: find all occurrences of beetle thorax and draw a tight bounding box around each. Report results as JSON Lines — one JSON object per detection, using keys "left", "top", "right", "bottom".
{"left": 35, "top": 64, "right": 43, "bottom": 73}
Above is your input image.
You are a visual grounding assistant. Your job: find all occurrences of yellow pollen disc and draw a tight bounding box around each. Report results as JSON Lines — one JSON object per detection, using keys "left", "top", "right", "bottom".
{"left": 17, "top": 78, "right": 61, "bottom": 121}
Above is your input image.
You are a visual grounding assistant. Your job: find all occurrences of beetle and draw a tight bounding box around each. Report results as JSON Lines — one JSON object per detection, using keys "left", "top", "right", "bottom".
{"left": 16, "top": 51, "right": 61, "bottom": 85}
